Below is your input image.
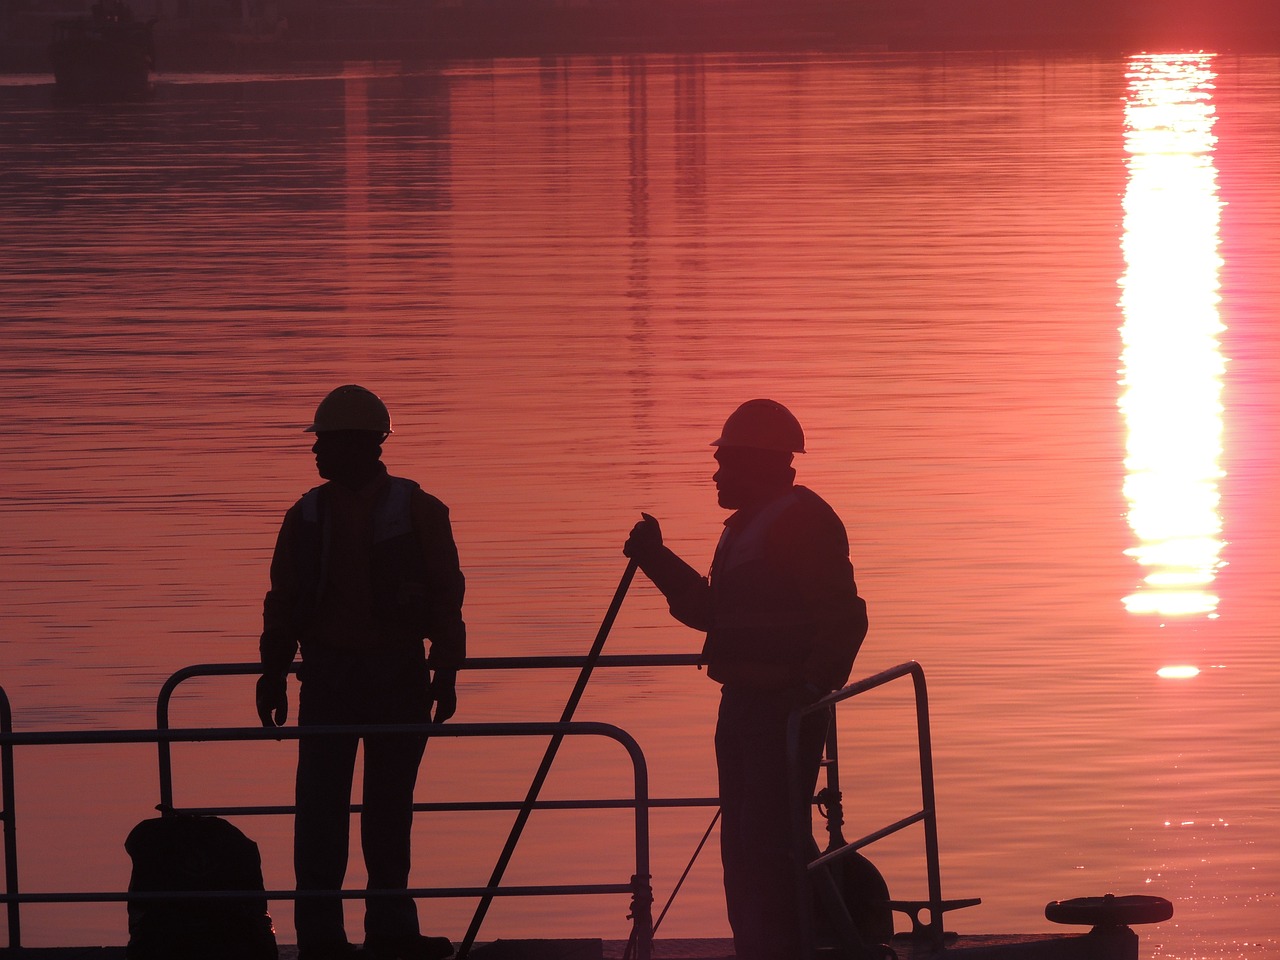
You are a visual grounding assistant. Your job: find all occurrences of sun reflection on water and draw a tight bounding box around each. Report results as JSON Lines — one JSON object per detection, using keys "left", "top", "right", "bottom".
{"left": 1119, "top": 54, "right": 1226, "bottom": 619}
{"left": 1156, "top": 664, "right": 1202, "bottom": 679}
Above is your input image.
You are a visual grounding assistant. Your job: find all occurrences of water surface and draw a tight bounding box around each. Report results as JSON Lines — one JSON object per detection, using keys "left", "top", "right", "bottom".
{"left": 3, "top": 51, "right": 1280, "bottom": 955}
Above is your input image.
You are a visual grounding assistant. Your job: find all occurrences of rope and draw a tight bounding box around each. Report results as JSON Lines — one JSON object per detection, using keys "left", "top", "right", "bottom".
{"left": 623, "top": 808, "right": 721, "bottom": 960}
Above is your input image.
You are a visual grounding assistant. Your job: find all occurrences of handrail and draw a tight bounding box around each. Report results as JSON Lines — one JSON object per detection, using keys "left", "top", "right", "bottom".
{"left": 787, "top": 660, "right": 951, "bottom": 952}
{"left": 4, "top": 657, "right": 957, "bottom": 957}
{"left": 0, "top": 715, "right": 654, "bottom": 958}
{"left": 155, "top": 656, "right": 703, "bottom": 815}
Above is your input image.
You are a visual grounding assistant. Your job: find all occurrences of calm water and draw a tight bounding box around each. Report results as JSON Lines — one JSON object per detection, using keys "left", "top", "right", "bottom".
{"left": 3, "top": 50, "right": 1280, "bottom": 955}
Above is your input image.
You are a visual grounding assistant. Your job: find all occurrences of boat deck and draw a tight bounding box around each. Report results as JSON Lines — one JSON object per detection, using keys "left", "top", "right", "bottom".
{"left": 0, "top": 932, "right": 1131, "bottom": 960}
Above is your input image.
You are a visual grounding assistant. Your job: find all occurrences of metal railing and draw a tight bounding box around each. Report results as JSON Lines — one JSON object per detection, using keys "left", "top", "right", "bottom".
{"left": 789, "top": 660, "right": 977, "bottom": 952}
{"left": 1, "top": 656, "right": 693, "bottom": 957}
{"left": 154, "top": 656, "right": 713, "bottom": 819}
{"left": 3, "top": 656, "right": 962, "bottom": 955}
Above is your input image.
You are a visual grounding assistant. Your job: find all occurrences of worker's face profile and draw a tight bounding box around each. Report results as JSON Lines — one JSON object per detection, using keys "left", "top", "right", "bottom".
{"left": 312, "top": 430, "right": 382, "bottom": 481}
{"left": 712, "top": 445, "right": 793, "bottom": 510}
{"left": 713, "top": 447, "right": 757, "bottom": 510}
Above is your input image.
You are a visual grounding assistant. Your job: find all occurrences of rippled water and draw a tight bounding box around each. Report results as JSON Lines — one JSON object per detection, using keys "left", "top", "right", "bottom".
{"left": 3, "top": 51, "right": 1280, "bottom": 955}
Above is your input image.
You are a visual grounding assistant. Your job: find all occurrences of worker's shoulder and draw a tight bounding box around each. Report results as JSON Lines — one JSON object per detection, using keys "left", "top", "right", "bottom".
{"left": 285, "top": 483, "right": 327, "bottom": 520}
{"left": 392, "top": 475, "right": 452, "bottom": 517}
{"left": 786, "top": 485, "right": 844, "bottom": 523}
{"left": 771, "top": 486, "right": 849, "bottom": 548}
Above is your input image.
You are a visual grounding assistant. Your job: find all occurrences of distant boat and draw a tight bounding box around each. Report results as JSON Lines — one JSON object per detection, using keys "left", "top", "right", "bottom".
{"left": 49, "top": 0, "right": 156, "bottom": 102}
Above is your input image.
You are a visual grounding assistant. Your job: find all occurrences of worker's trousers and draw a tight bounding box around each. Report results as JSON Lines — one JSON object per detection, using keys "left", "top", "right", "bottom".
{"left": 715, "top": 684, "right": 829, "bottom": 960}
{"left": 292, "top": 644, "right": 431, "bottom": 949}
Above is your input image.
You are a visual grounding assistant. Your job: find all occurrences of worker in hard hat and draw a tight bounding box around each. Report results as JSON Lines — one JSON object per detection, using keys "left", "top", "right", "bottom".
{"left": 623, "top": 399, "right": 868, "bottom": 960}
{"left": 257, "top": 385, "right": 464, "bottom": 960}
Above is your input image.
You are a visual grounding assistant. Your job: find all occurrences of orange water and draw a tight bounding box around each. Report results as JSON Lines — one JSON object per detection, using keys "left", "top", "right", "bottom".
{"left": 3, "top": 51, "right": 1280, "bottom": 955}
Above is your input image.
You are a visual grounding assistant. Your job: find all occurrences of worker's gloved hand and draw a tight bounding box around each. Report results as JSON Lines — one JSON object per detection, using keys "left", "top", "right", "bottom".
{"left": 623, "top": 512, "right": 662, "bottom": 562}
{"left": 255, "top": 672, "right": 288, "bottom": 727}
{"left": 429, "top": 669, "right": 457, "bottom": 723}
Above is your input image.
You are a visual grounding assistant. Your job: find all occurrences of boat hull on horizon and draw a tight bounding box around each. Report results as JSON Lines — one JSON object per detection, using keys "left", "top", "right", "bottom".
{"left": 49, "top": 3, "right": 155, "bottom": 102}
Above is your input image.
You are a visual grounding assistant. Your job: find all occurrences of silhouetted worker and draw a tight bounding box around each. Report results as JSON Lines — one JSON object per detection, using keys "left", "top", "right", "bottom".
{"left": 623, "top": 399, "right": 868, "bottom": 960}
{"left": 256, "top": 384, "right": 464, "bottom": 960}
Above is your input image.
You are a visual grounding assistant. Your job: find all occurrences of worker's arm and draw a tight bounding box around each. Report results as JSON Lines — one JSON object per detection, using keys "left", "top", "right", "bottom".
{"left": 257, "top": 504, "right": 304, "bottom": 727}
{"left": 624, "top": 514, "right": 713, "bottom": 631}
{"left": 412, "top": 491, "right": 466, "bottom": 722}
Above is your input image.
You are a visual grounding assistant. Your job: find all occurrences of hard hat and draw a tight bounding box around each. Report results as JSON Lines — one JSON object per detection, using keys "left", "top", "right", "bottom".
{"left": 305, "top": 384, "right": 392, "bottom": 435}
{"left": 712, "top": 399, "right": 805, "bottom": 454}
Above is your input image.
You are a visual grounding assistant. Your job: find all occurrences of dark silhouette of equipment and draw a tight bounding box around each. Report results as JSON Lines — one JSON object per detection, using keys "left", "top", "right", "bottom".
{"left": 809, "top": 776, "right": 896, "bottom": 957}
{"left": 124, "top": 814, "right": 278, "bottom": 960}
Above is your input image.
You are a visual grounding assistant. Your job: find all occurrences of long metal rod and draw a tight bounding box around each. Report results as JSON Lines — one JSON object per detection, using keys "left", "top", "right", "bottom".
{"left": 912, "top": 663, "right": 945, "bottom": 942}
{"left": 166, "top": 796, "right": 719, "bottom": 818}
{"left": 654, "top": 808, "right": 719, "bottom": 933}
{"left": 806, "top": 813, "right": 929, "bottom": 872}
{"left": 4, "top": 882, "right": 636, "bottom": 905}
{"left": 458, "top": 559, "right": 640, "bottom": 959}
{"left": 2, "top": 721, "right": 639, "bottom": 747}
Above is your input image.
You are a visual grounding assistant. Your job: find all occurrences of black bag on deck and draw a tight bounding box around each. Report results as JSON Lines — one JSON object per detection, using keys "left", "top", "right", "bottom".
{"left": 124, "top": 814, "right": 278, "bottom": 960}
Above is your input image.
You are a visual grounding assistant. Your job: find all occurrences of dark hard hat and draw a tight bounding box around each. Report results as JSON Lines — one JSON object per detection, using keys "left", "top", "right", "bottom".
{"left": 305, "top": 384, "right": 392, "bottom": 435}
{"left": 712, "top": 399, "right": 805, "bottom": 454}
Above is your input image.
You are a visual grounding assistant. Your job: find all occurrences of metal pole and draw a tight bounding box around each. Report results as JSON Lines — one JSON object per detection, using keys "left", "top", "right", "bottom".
{"left": 911, "top": 664, "right": 946, "bottom": 943}
{"left": 457, "top": 559, "right": 639, "bottom": 958}
{"left": 156, "top": 669, "right": 177, "bottom": 815}
{"left": 1, "top": 686, "right": 21, "bottom": 948}
{"left": 628, "top": 734, "right": 653, "bottom": 960}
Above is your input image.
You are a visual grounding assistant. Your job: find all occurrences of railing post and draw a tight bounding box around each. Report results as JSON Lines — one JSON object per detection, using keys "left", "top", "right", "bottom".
{"left": 1, "top": 685, "right": 21, "bottom": 948}
{"left": 156, "top": 663, "right": 295, "bottom": 816}
{"left": 910, "top": 663, "right": 945, "bottom": 943}
{"left": 628, "top": 873, "right": 653, "bottom": 960}
{"left": 627, "top": 733, "right": 653, "bottom": 960}
{"left": 155, "top": 669, "right": 181, "bottom": 815}
{"left": 610, "top": 719, "right": 655, "bottom": 960}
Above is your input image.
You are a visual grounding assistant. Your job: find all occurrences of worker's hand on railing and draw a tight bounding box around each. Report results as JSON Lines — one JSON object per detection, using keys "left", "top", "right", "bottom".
{"left": 255, "top": 672, "right": 288, "bottom": 727}
{"left": 429, "top": 669, "right": 457, "bottom": 723}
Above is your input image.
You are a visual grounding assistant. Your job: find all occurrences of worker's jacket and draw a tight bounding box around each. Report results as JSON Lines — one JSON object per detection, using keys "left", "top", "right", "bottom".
{"left": 639, "top": 485, "right": 867, "bottom": 693}
{"left": 260, "top": 466, "right": 466, "bottom": 677}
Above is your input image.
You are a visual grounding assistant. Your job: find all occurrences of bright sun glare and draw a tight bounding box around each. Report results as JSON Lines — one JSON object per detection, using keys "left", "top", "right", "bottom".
{"left": 1119, "top": 54, "right": 1226, "bottom": 619}
{"left": 1156, "top": 665, "right": 1202, "bottom": 679}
